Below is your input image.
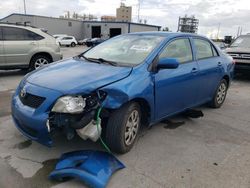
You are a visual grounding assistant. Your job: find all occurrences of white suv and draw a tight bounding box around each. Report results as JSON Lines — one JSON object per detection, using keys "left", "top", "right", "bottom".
{"left": 57, "top": 36, "right": 77, "bottom": 47}
{"left": 0, "top": 23, "right": 63, "bottom": 70}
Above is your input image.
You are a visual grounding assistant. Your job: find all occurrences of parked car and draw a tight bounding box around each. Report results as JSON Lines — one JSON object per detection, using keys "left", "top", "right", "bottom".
{"left": 225, "top": 35, "right": 250, "bottom": 72}
{"left": 57, "top": 36, "right": 77, "bottom": 47}
{"left": 0, "top": 23, "right": 62, "bottom": 70}
{"left": 12, "top": 32, "right": 234, "bottom": 154}
{"left": 85, "top": 38, "right": 106, "bottom": 47}
{"left": 78, "top": 38, "right": 90, "bottom": 45}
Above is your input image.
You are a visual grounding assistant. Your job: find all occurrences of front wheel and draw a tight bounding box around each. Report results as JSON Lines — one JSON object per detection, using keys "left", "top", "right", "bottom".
{"left": 105, "top": 102, "right": 141, "bottom": 154}
{"left": 30, "top": 55, "right": 51, "bottom": 70}
{"left": 209, "top": 79, "right": 228, "bottom": 108}
{"left": 71, "top": 42, "right": 76, "bottom": 47}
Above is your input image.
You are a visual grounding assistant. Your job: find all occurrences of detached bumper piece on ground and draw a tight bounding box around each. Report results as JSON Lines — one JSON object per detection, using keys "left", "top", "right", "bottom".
{"left": 49, "top": 150, "right": 125, "bottom": 188}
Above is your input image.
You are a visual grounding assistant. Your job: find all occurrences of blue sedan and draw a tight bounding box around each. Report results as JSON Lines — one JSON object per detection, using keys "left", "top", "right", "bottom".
{"left": 12, "top": 32, "right": 234, "bottom": 153}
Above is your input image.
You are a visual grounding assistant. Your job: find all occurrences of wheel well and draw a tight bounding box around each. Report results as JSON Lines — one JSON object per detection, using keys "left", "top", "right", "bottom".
{"left": 30, "top": 52, "right": 53, "bottom": 64}
{"left": 131, "top": 98, "right": 151, "bottom": 126}
{"left": 222, "top": 75, "right": 230, "bottom": 85}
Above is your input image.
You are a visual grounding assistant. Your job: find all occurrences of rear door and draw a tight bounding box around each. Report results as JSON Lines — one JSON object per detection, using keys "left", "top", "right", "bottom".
{"left": 192, "top": 38, "right": 224, "bottom": 103}
{"left": 0, "top": 27, "right": 5, "bottom": 65}
{"left": 154, "top": 37, "right": 199, "bottom": 120}
{"left": 2, "top": 26, "right": 39, "bottom": 65}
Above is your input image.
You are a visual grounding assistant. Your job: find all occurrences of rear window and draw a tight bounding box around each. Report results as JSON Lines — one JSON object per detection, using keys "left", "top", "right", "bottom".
{"left": 194, "top": 39, "right": 213, "bottom": 60}
{"left": 62, "top": 37, "right": 73, "bottom": 40}
{"left": 2, "top": 26, "right": 44, "bottom": 41}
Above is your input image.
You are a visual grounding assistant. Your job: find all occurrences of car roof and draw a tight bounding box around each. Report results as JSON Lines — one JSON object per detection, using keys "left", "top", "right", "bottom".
{"left": 128, "top": 31, "right": 208, "bottom": 40}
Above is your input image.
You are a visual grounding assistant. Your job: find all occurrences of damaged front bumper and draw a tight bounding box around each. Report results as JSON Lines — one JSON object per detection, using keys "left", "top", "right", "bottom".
{"left": 11, "top": 82, "right": 62, "bottom": 146}
{"left": 11, "top": 81, "right": 104, "bottom": 147}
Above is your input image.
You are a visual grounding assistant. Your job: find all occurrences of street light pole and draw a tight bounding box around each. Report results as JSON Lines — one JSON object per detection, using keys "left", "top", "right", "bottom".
{"left": 23, "top": 0, "right": 27, "bottom": 14}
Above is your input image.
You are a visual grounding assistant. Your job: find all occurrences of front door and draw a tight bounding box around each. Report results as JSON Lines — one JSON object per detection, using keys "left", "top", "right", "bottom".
{"left": 2, "top": 26, "right": 38, "bottom": 65}
{"left": 154, "top": 37, "right": 199, "bottom": 120}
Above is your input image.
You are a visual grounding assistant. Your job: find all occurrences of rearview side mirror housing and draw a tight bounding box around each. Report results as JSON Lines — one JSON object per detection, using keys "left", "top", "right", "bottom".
{"left": 157, "top": 58, "right": 179, "bottom": 69}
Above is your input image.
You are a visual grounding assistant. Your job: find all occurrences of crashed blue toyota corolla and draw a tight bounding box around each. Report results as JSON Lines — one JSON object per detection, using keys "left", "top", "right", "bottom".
{"left": 12, "top": 32, "right": 234, "bottom": 153}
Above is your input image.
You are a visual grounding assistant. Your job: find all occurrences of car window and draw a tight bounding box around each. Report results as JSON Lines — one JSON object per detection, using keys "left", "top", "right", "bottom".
{"left": 159, "top": 38, "right": 193, "bottom": 63}
{"left": 24, "top": 29, "right": 44, "bottom": 40}
{"left": 63, "top": 37, "right": 72, "bottom": 40}
{"left": 194, "top": 39, "right": 213, "bottom": 60}
{"left": 2, "top": 26, "right": 43, "bottom": 41}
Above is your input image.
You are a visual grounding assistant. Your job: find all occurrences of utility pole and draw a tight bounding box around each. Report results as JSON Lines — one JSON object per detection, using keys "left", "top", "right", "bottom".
{"left": 23, "top": 0, "right": 27, "bottom": 14}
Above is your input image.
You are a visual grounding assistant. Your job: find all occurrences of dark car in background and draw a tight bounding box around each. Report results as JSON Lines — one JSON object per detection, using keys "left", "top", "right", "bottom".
{"left": 85, "top": 38, "right": 106, "bottom": 47}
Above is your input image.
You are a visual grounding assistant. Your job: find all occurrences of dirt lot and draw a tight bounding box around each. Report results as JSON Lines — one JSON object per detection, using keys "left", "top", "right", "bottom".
{"left": 0, "top": 46, "right": 250, "bottom": 188}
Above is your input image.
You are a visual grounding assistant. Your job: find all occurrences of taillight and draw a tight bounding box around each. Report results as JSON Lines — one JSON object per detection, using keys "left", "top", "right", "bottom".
{"left": 232, "top": 60, "right": 236, "bottom": 64}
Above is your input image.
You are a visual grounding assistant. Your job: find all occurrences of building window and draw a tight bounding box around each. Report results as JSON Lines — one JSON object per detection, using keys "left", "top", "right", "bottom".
{"left": 68, "top": 22, "right": 72, "bottom": 27}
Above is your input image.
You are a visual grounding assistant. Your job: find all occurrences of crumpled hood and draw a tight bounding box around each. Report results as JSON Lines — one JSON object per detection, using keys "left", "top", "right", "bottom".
{"left": 27, "top": 58, "right": 132, "bottom": 94}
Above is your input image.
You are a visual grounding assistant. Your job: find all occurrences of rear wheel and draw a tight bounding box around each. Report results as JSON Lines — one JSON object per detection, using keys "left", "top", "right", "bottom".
{"left": 209, "top": 79, "right": 228, "bottom": 108}
{"left": 71, "top": 42, "right": 76, "bottom": 47}
{"left": 30, "top": 55, "right": 51, "bottom": 70}
{"left": 105, "top": 102, "right": 141, "bottom": 154}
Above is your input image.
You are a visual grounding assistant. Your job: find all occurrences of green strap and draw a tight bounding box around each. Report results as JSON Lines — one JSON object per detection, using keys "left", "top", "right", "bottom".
{"left": 96, "top": 107, "right": 112, "bottom": 153}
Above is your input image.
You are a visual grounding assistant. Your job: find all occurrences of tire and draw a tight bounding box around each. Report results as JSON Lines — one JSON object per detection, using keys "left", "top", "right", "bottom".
{"left": 59, "top": 42, "right": 61, "bottom": 46}
{"left": 71, "top": 42, "right": 76, "bottom": 47}
{"left": 209, "top": 79, "right": 228, "bottom": 108}
{"left": 30, "top": 55, "right": 51, "bottom": 70}
{"left": 105, "top": 102, "right": 141, "bottom": 154}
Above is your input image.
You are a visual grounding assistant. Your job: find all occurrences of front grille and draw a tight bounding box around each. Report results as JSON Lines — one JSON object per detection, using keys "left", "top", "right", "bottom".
{"left": 19, "top": 92, "right": 45, "bottom": 109}
{"left": 227, "top": 52, "right": 250, "bottom": 60}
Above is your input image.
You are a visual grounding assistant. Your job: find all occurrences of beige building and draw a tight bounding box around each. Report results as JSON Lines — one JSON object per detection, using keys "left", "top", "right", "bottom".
{"left": 116, "top": 3, "right": 132, "bottom": 22}
{"left": 101, "top": 16, "right": 116, "bottom": 22}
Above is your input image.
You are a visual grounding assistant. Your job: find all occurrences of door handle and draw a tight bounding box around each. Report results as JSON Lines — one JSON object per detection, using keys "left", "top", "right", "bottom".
{"left": 191, "top": 67, "right": 198, "bottom": 73}
{"left": 218, "top": 62, "right": 222, "bottom": 66}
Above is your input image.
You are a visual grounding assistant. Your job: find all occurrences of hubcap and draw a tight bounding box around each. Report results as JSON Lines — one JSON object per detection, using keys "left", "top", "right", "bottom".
{"left": 124, "top": 110, "right": 140, "bottom": 146}
{"left": 34, "top": 58, "right": 49, "bottom": 69}
{"left": 216, "top": 82, "right": 227, "bottom": 104}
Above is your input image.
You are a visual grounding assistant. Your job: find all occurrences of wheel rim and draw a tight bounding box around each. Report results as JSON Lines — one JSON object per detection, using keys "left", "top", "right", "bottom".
{"left": 124, "top": 110, "right": 140, "bottom": 146}
{"left": 216, "top": 82, "right": 227, "bottom": 104}
{"left": 34, "top": 58, "right": 49, "bottom": 69}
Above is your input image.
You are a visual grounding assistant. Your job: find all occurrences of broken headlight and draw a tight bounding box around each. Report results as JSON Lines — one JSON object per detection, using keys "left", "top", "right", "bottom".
{"left": 51, "top": 96, "right": 86, "bottom": 114}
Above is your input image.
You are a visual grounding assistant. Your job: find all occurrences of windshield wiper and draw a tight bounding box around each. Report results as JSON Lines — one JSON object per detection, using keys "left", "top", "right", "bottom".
{"left": 78, "top": 54, "right": 101, "bottom": 64}
{"left": 95, "top": 58, "right": 118, "bottom": 66}
{"left": 78, "top": 54, "right": 118, "bottom": 66}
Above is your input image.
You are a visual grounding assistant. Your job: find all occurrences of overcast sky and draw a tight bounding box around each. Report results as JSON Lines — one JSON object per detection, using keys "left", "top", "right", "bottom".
{"left": 0, "top": 0, "right": 249, "bottom": 38}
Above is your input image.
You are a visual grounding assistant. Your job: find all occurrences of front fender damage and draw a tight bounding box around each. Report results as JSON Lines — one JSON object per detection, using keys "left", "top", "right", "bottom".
{"left": 102, "top": 88, "right": 130, "bottom": 109}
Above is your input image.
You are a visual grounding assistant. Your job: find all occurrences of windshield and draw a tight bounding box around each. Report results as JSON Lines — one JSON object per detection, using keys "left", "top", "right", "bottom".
{"left": 230, "top": 36, "right": 250, "bottom": 48}
{"left": 83, "top": 35, "right": 165, "bottom": 66}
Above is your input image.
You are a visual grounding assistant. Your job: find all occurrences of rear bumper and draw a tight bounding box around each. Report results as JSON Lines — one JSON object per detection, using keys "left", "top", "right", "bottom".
{"left": 11, "top": 81, "right": 62, "bottom": 146}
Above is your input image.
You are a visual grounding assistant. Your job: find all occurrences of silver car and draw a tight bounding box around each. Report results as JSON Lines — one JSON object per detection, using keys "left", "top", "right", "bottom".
{"left": 0, "top": 23, "right": 63, "bottom": 70}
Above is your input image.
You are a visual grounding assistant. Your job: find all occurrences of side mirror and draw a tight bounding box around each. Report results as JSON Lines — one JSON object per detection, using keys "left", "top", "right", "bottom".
{"left": 157, "top": 58, "right": 179, "bottom": 69}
